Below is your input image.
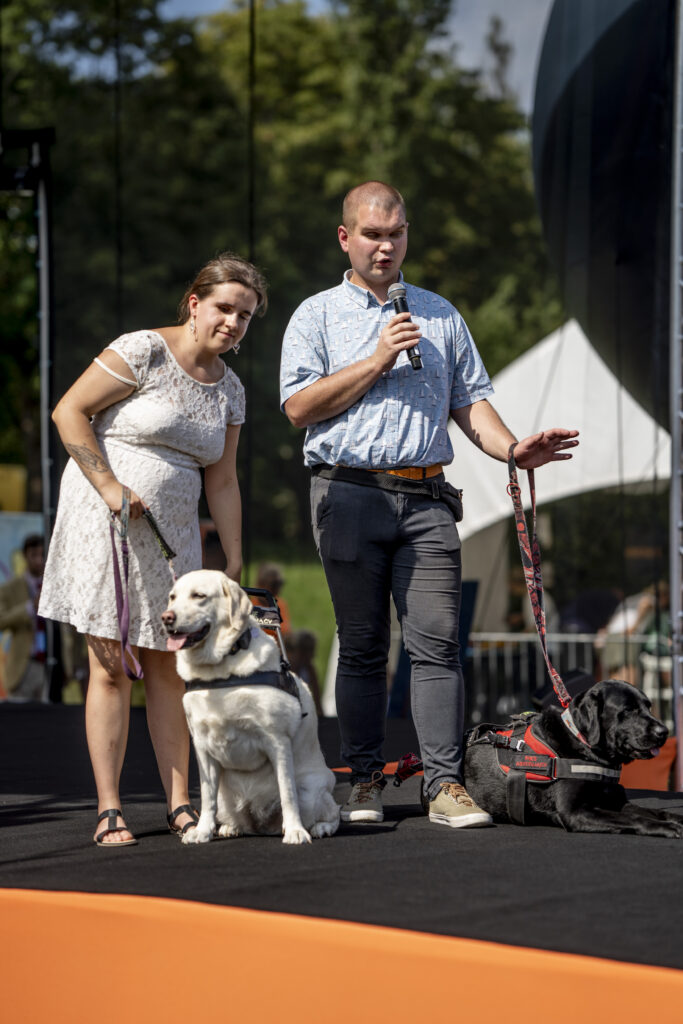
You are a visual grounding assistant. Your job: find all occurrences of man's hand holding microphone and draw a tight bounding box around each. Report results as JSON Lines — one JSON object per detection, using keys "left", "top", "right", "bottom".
{"left": 376, "top": 283, "right": 423, "bottom": 371}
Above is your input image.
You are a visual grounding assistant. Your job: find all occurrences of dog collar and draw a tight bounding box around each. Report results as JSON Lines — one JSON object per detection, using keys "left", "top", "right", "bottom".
{"left": 561, "top": 707, "right": 590, "bottom": 748}
{"left": 227, "top": 627, "right": 256, "bottom": 657}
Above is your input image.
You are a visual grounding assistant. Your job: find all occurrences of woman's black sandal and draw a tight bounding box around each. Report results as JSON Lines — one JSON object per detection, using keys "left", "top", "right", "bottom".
{"left": 94, "top": 808, "right": 138, "bottom": 847}
{"left": 167, "top": 804, "right": 199, "bottom": 837}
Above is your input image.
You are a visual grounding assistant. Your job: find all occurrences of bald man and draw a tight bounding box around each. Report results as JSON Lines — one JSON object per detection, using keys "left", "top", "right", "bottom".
{"left": 280, "top": 181, "right": 578, "bottom": 829}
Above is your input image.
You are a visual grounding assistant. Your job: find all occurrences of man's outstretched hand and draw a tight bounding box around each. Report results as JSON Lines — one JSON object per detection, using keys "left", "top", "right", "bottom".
{"left": 512, "top": 429, "right": 579, "bottom": 470}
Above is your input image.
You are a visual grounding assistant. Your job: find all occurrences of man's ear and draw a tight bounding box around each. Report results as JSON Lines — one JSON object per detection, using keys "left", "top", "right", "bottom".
{"left": 338, "top": 224, "right": 349, "bottom": 252}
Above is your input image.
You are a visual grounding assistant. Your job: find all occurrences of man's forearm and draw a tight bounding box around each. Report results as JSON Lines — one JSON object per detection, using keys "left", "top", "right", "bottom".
{"left": 452, "top": 400, "right": 579, "bottom": 469}
{"left": 284, "top": 357, "right": 386, "bottom": 428}
{"left": 451, "top": 400, "right": 516, "bottom": 461}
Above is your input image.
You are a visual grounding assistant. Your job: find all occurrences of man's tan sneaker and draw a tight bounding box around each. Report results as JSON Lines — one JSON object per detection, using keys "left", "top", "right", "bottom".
{"left": 341, "top": 771, "right": 385, "bottom": 823}
{"left": 428, "top": 782, "right": 493, "bottom": 829}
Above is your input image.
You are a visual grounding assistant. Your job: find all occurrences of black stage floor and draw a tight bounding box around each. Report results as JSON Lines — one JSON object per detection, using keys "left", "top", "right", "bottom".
{"left": 1, "top": 703, "right": 682, "bottom": 971}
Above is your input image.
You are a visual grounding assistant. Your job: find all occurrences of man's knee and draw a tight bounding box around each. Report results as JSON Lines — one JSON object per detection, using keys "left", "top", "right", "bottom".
{"left": 338, "top": 632, "right": 390, "bottom": 674}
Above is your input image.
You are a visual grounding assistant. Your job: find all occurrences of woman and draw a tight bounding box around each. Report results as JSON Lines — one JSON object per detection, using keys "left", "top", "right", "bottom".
{"left": 39, "top": 253, "right": 267, "bottom": 846}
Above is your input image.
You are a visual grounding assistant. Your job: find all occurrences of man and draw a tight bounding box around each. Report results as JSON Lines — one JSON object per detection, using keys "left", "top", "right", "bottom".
{"left": 0, "top": 535, "right": 48, "bottom": 701}
{"left": 280, "top": 181, "right": 578, "bottom": 828}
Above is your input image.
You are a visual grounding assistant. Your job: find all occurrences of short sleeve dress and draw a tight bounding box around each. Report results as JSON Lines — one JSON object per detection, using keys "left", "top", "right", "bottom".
{"left": 39, "top": 330, "right": 245, "bottom": 651}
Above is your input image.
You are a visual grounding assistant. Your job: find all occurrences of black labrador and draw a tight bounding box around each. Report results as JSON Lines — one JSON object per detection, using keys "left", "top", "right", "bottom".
{"left": 463, "top": 679, "right": 683, "bottom": 837}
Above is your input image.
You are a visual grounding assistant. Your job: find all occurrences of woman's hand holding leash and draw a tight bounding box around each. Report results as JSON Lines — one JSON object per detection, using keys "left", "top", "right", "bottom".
{"left": 102, "top": 479, "right": 148, "bottom": 519}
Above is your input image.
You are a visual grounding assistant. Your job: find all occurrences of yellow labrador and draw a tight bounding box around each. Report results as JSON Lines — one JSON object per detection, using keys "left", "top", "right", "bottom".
{"left": 162, "top": 570, "right": 340, "bottom": 845}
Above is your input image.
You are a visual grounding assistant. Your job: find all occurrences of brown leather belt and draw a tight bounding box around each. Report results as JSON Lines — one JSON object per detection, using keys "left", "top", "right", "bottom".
{"left": 363, "top": 464, "right": 443, "bottom": 481}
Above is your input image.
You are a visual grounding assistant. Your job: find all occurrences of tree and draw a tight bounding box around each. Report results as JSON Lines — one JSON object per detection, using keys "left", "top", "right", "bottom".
{"left": 1, "top": 0, "right": 563, "bottom": 538}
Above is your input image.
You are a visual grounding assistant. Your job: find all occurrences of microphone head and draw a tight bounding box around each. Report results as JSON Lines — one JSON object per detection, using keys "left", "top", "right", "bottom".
{"left": 387, "top": 283, "right": 406, "bottom": 302}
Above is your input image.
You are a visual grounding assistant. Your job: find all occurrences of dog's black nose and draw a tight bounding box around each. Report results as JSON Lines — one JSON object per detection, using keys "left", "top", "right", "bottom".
{"left": 161, "top": 610, "right": 175, "bottom": 625}
{"left": 653, "top": 723, "right": 668, "bottom": 745}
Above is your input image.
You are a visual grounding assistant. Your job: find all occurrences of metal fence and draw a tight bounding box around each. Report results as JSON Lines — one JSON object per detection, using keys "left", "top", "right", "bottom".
{"left": 465, "top": 632, "right": 674, "bottom": 731}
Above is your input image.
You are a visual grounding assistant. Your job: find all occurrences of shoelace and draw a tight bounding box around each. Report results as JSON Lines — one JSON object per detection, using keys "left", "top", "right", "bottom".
{"left": 440, "top": 783, "right": 475, "bottom": 806}
{"left": 353, "top": 772, "right": 384, "bottom": 803}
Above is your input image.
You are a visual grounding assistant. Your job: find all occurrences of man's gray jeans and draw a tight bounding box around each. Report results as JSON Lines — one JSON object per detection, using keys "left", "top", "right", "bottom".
{"left": 311, "top": 474, "right": 465, "bottom": 800}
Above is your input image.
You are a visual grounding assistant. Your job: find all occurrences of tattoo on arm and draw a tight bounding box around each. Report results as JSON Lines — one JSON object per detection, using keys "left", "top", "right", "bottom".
{"left": 65, "top": 443, "right": 109, "bottom": 473}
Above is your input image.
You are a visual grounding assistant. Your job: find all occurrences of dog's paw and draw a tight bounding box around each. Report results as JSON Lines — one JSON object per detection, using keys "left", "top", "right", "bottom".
{"left": 282, "top": 827, "right": 312, "bottom": 845}
{"left": 182, "top": 827, "right": 213, "bottom": 845}
{"left": 310, "top": 820, "right": 338, "bottom": 839}
{"left": 664, "top": 819, "right": 683, "bottom": 839}
{"left": 216, "top": 824, "right": 243, "bottom": 839}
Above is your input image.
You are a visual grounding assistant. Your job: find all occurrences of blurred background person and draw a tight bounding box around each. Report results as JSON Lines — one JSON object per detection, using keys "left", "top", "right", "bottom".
{"left": 595, "top": 583, "right": 667, "bottom": 685}
{"left": 0, "top": 535, "right": 50, "bottom": 702}
{"left": 286, "top": 628, "right": 323, "bottom": 716}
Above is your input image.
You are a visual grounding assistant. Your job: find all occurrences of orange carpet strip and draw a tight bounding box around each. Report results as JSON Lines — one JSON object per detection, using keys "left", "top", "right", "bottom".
{"left": 3, "top": 888, "right": 683, "bottom": 1023}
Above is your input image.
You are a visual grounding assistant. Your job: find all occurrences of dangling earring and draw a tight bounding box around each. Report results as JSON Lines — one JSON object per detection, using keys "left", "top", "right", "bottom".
{"left": 232, "top": 342, "right": 240, "bottom": 355}
{"left": 190, "top": 316, "right": 196, "bottom": 337}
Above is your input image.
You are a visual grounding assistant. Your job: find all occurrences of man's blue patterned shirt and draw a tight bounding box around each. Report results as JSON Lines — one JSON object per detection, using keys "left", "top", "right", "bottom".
{"left": 280, "top": 271, "right": 494, "bottom": 469}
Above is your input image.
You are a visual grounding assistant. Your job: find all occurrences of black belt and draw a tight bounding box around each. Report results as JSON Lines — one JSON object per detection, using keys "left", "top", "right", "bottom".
{"left": 311, "top": 464, "right": 463, "bottom": 521}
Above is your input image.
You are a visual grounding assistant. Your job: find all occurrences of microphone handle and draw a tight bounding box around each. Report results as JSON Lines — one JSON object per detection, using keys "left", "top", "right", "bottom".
{"left": 391, "top": 296, "right": 422, "bottom": 370}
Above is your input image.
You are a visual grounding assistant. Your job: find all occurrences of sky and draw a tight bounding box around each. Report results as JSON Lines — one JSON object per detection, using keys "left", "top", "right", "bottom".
{"left": 160, "top": 0, "right": 556, "bottom": 114}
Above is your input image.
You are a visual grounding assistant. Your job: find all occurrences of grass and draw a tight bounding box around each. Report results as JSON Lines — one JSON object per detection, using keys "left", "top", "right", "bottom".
{"left": 245, "top": 555, "right": 336, "bottom": 682}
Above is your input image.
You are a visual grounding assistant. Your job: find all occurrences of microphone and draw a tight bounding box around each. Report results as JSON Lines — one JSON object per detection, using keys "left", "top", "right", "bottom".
{"left": 387, "top": 282, "right": 422, "bottom": 370}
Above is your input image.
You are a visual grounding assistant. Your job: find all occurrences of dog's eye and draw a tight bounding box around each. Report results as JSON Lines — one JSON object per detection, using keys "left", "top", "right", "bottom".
{"left": 191, "top": 591, "right": 206, "bottom": 600}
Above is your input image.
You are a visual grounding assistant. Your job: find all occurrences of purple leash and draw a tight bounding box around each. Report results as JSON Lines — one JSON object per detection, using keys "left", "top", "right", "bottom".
{"left": 110, "top": 486, "right": 177, "bottom": 680}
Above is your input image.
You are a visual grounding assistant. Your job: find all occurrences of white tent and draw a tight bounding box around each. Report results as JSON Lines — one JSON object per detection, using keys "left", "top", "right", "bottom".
{"left": 322, "top": 320, "right": 671, "bottom": 706}
{"left": 444, "top": 320, "right": 671, "bottom": 631}
{"left": 446, "top": 319, "right": 671, "bottom": 542}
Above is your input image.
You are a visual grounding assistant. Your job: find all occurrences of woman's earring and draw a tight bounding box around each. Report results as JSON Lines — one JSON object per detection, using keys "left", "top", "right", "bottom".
{"left": 233, "top": 342, "right": 240, "bottom": 355}
{"left": 190, "top": 316, "right": 196, "bottom": 336}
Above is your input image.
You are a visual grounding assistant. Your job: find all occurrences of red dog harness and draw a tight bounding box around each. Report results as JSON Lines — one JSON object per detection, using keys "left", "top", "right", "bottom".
{"left": 468, "top": 712, "right": 622, "bottom": 824}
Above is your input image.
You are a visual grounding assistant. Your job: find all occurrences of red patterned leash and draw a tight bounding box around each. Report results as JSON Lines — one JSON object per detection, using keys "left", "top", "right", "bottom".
{"left": 393, "top": 446, "right": 573, "bottom": 788}
{"left": 507, "top": 443, "right": 571, "bottom": 708}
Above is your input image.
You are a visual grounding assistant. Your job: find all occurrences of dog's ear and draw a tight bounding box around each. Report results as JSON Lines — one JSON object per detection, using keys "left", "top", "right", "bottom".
{"left": 220, "top": 575, "right": 255, "bottom": 638}
{"left": 570, "top": 685, "right": 603, "bottom": 747}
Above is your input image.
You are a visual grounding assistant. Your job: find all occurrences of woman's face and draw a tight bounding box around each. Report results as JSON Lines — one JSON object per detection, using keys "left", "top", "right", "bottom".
{"left": 190, "top": 281, "right": 259, "bottom": 353}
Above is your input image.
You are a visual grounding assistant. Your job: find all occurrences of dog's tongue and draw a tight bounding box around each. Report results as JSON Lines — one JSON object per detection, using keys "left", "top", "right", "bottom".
{"left": 166, "top": 634, "right": 188, "bottom": 652}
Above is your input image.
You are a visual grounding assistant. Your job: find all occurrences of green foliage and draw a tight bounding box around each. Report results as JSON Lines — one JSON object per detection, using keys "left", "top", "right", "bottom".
{"left": 547, "top": 487, "right": 670, "bottom": 613}
{"left": 248, "top": 551, "right": 336, "bottom": 682}
{"left": 0, "top": 195, "right": 37, "bottom": 458}
{"left": 1, "top": 0, "right": 564, "bottom": 530}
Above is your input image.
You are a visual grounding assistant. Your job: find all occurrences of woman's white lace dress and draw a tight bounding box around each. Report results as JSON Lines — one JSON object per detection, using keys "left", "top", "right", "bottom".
{"left": 40, "top": 331, "right": 245, "bottom": 650}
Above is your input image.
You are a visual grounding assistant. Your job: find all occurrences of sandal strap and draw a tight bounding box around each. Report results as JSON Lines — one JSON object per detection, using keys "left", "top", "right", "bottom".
{"left": 96, "top": 827, "right": 130, "bottom": 842}
{"left": 97, "top": 808, "right": 123, "bottom": 825}
{"left": 95, "top": 808, "right": 133, "bottom": 843}
{"left": 167, "top": 803, "right": 199, "bottom": 828}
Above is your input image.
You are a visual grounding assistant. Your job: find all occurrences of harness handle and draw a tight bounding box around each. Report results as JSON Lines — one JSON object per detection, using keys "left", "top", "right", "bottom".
{"left": 507, "top": 444, "right": 572, "bottom": 709}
